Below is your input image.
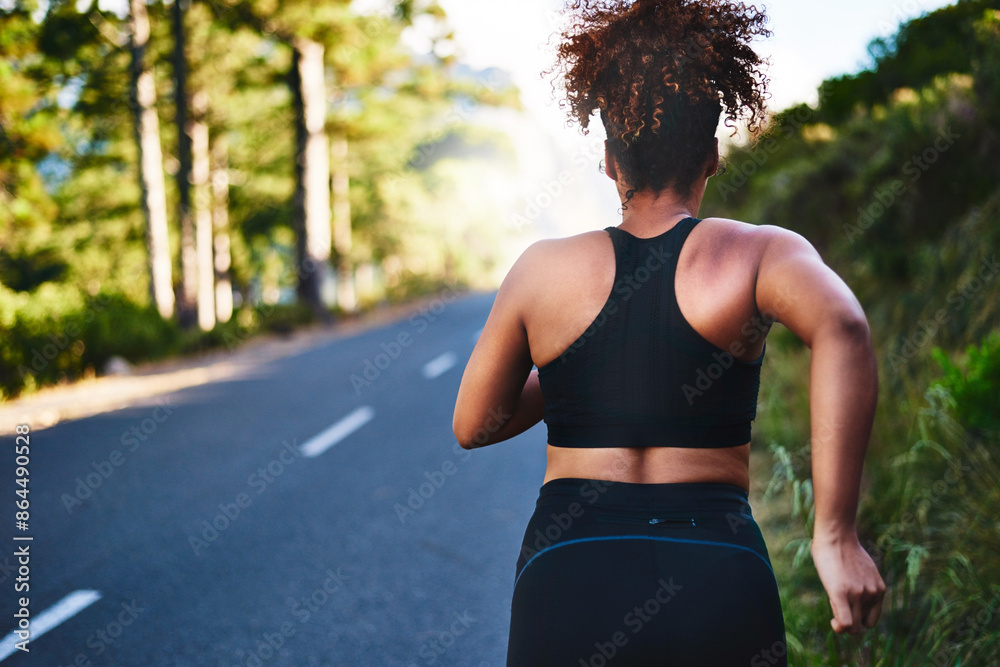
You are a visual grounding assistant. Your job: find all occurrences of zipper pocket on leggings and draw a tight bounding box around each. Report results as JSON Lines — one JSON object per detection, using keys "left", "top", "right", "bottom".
{"left": 595, "top": 514, "right": 696, "bottom": 527}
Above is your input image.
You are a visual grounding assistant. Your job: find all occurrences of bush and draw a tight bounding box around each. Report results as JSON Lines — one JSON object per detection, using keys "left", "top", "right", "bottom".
{"left": 756, "top": 332, "right": 1000, "bottom": 665}
{"left": 0, "top": 284, "right": 179, "bottom": 401}
{"left": 931, "top": 332, "right": 1000, "bottom": 434}
{"left": 383, "top": 271, "right": 465, "bottom": 304}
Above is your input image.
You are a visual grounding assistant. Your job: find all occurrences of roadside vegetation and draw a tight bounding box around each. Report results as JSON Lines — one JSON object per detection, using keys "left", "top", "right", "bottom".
{"left": 713, "top": 3, "right": 1000, "bottom": 663}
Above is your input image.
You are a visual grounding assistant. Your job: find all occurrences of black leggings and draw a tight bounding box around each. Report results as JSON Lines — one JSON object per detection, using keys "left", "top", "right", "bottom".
{"left": 507, "top": 478, "right": 787, "bottom": 666}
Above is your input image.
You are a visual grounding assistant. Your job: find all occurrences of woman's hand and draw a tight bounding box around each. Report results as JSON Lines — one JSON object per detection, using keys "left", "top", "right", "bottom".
{"left": 810, "top": 529, "right": 886, "bottom": 634}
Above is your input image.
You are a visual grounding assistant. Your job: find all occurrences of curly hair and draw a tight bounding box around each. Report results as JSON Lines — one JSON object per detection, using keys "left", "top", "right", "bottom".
{"left": 550, "top": 0, "right": 771, "bottom": 203}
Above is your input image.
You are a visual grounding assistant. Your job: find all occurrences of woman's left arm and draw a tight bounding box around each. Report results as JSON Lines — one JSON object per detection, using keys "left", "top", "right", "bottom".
{"left": 453, "top": 245, "right": 546, "bottom": 449}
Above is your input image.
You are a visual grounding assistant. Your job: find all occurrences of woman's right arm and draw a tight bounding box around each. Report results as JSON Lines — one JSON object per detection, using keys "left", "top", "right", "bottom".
{"left": 753, "top": 225, "right": 886, "bottom": 635}
{"left": 453, "top": 243, "right": 547, "bottom": 449}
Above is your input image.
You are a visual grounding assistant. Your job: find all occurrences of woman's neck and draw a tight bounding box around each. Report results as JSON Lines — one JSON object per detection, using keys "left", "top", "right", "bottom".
{"left": 616, "top": 186, "right": 705, "bottom": 238}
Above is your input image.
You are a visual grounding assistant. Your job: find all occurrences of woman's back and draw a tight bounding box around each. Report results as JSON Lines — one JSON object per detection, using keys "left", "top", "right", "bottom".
{"left": 523, "top": 216, "right": 768, "bottom": 372}
{"left": 509, "top": 212, "right": 773, "bottom": 488}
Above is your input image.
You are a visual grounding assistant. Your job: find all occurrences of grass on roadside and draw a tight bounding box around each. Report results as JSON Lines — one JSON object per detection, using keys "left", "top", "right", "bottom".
{"left": 752, "top": 331, "right": 1000, "bottom": 665}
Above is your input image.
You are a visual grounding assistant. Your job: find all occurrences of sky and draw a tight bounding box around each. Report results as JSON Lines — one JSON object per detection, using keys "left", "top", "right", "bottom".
{"left": 435, "top": 0, "right": 960, "bottom": 141}
{"left": 417, "top": 0, "right": 964, "bottom": 251}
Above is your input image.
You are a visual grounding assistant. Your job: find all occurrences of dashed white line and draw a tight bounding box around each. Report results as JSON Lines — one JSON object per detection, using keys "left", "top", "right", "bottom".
{"left": 0, "top": 589, "right": 102, "bottom": 661}
{"left": 299, "top": 406, "right": 376, "bottom": 458}
{"left": 422, "top": 352, "right": 457, "bottom": 379}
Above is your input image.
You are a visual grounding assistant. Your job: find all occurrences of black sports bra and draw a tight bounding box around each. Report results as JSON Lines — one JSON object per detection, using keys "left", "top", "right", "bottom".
{"left": 536, "top": 217, "right": 765, "bottom": 448}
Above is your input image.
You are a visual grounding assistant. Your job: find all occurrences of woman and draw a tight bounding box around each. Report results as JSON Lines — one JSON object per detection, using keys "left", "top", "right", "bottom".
{"left": 453, "top": 0, "right": 886, "bottom": 663}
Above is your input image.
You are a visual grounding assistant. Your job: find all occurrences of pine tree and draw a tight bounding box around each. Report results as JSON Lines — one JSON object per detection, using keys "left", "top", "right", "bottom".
{"left": 129, "top": 0, "right": 174, "bottom": 318}
{"left": 171, "top": 0, "right": 199, "bottom": 326}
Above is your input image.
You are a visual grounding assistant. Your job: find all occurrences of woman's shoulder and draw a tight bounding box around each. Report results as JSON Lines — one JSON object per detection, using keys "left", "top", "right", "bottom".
{"left": 696, "top": 217, "right": 819, "bottom": 263}
{"left": 522, "top": 228, "right": 611, "bottom": 253}
{"left": 507, "top": 229, "right": 611, "bottom": 276}
{"left": 700, "top": 216, "right": 813, "bottom": 245}
{"left": 496, "top": 230, "right": 612, "bottom": 310}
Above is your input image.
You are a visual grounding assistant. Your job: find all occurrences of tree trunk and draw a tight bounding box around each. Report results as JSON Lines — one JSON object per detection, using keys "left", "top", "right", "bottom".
{"left": 190, "top": 91, "right": 215, "bottom": 331}
{"left": 331, "top": 133, "right": 355, "bottom": 312}
{"left": 129, "top": 0, "right": 174, "bottom": 319}
{"left": 172, "top": 0, "right": 198, "bottom": 327}
{"left": 290, "top": 37, "right": 331, "bottom": 318}
{"left": 211, "top": 133, "right": 233, "bottom": 324}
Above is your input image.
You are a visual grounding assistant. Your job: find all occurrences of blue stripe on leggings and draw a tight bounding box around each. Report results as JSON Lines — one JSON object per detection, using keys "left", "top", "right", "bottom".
{"left": 514, "top": 534, "right": 774, "bottom": 591}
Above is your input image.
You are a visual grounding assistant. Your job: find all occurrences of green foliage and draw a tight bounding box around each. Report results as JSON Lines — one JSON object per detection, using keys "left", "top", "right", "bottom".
{"left": 755, "top": 335, "right": 1000, "bottom": 665}
{"left": 76, "top": 292, "right": 182, "bottom": 367}
{"left": 0, "top": 5, "right": 64, "bottom": 291}
{"left": 709, "top": 3, "right": 1000, "bottom": 663}
{"left": 931, "top": 333, "right": 1000, "bottom": 434}
{"left": 192, "top": 301, "right": 317, "bottom": 352}
{"left": 382, "top": 271, "right": 465, "bottom": 305}
{"left": 0, "top": 281, "right": 343, "bottom": 401}
{"left": 0, "top": 0, "right": 520, "bottom": 399}
{"left": 816, "top": 0, "right": 1000, "bottom": 124}
{"left": 0, "top": 283, "right": 180, "bottom": 400}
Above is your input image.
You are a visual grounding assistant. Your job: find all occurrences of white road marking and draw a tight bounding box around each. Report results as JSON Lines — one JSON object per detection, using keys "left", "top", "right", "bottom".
{"left": 299, "top": 406, "right": 376, "bottom": 458}
{"left": 422, "top": 352, "right": 457, "bottom": 379}
{"left": 471, "top": 328, "right": 483, "bottom": 341}
{"left": 0, "top": 589, "right": 102, "bottom": 661}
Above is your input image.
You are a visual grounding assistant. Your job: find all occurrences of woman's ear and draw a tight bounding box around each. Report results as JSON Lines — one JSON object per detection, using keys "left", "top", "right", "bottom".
{"left": 604, "top": 142, "right": 619, "bottom": 182}
{"left": 704, "top": 138, "right": 720, "bottom": 178}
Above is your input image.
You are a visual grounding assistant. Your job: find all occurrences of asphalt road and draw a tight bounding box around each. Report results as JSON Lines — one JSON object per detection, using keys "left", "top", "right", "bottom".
{"left": 0, "top": 290, "right": 548, "bottom": 666}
